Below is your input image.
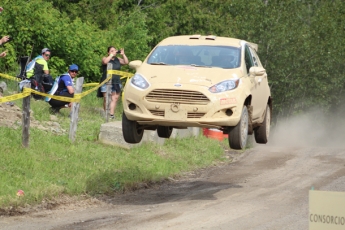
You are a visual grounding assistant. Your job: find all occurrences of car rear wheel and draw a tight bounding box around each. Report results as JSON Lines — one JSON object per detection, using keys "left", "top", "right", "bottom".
{"left": 254, "top": 105, "right": 270, "bottom": 144}
{"left": 157, "top": 126, "right": 173, "bottom": 138}
{"left": 229, "top": 106, "right": 248, "bottom": 150}
{"left": 122, "top": 112, "right": 144, "bottom": 143}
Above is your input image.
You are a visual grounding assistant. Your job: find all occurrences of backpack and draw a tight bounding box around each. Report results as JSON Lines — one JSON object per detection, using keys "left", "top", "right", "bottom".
{"left": 25, "top": 56, "right": 42, "bottom": 74}
{"left": 29, "top": 63, "right": 46, "bottom": 100}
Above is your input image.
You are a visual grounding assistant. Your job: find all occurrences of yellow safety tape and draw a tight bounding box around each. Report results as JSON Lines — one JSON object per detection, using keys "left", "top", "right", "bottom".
{"left": 83, "top": 83, "right": 99, "bottom": 87}
{"left": 0, "top": 70, "right": 133, "bottom": 103}
{"left": 0, "top": 73, "right": 21, "bottom": 82}
{"left": 0, "top": 90, "right": 30, "bottom": 103}
{"left": 107, "top": 70, "right": 134, "bottom": 79}
{"left": 83, "top": 71, "right": 132, "bottom": 87}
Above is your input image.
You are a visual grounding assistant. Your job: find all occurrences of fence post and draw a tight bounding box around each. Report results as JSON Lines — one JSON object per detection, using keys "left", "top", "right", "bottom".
{"left": 105, "top": 63, "right": 113, "bottom": 122}
{"left": 22, "top": 83, "right": 31, "bottom": 147}
{"left": 69, "top": 77, "right": 84, "bottom": 142}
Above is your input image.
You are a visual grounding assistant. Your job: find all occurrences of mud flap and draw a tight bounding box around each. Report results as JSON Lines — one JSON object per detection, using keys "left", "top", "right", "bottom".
{"left": 247, "top": 105, "right": 253, "bottom": 135}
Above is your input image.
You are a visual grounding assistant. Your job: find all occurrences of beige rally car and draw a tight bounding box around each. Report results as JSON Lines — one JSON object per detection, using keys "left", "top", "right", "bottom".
{"left": 122, "top": 35, "right": 272, "bottom": 150}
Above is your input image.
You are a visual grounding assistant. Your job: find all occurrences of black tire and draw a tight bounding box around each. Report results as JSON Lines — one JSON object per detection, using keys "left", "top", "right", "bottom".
{"left": 254, "top": 105, "right": 270, "bottom": 144}
{"left": 157, "top": 126, "right": 173, "bottom": 138}
{"left": 229, "top": 106, "right": 249, "bottom": 150}
{"left": 122, "top": 112, "right": 144, "bottom": 144}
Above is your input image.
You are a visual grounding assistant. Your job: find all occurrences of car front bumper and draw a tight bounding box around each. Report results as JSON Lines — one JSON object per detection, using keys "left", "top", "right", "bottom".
{"left": 123, "top": 83, "right": 245, "bottom": 128}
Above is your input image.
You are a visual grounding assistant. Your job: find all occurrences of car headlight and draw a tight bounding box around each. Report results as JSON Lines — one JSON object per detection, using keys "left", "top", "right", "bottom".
{"left": 131, "top": 73, "right": 150, "bottom": 89}
{"left": 209, "top": 79, "right": 240, "bottom": 93}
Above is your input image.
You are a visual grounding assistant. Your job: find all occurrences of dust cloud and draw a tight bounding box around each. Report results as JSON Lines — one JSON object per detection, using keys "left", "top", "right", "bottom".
{"left": 267, "top": 109, "right": 345, "bottom": 148}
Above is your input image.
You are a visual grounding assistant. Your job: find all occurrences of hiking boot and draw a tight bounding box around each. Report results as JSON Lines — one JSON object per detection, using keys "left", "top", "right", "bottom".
{"left": 110, "top": 114, "right": 115, "bottom": 119}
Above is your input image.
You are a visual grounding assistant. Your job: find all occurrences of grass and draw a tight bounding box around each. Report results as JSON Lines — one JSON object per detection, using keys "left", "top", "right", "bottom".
{"left": 0, "top": 78, "right": 228, "bottom": 209}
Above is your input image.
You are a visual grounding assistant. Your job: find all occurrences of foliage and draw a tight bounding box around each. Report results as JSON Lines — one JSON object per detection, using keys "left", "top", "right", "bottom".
{"left": 0, "top": 0, "right": 151, "bottom": 82}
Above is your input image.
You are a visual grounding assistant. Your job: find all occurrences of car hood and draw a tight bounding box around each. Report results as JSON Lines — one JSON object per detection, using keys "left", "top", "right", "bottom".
{"left": 136, "top": 64, "right": 243, "bottom": 87}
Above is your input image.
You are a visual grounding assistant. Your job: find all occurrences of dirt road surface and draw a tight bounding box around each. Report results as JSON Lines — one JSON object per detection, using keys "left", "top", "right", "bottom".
{"left": 1, "top": 113, "right": 345, "bottom": 230}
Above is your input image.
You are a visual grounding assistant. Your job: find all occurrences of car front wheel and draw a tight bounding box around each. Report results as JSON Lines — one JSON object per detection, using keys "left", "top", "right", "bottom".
{"left": 229, "top": 106, "right": 249, "bottom": 150}
{"left": 254, "top": 105, "right": 270, "bottom": 144}
{"left": 122, "top": 112, "right": 144, "bottom": 144}
{"left": 157, "top": 126, "right": 173, "bottom": 138}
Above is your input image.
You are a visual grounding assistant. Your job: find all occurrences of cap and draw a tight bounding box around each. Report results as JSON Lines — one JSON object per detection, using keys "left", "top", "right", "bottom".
{"left": 69, "top": 64, "right": 79, "bottom": 71}
{"left": 41, "top": 48, "right": 50, "bottom": 54}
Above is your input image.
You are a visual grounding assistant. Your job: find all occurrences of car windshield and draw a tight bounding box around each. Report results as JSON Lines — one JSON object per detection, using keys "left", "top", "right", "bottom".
{"left": 147, "top": 45, "right": 241, "bottom": 69}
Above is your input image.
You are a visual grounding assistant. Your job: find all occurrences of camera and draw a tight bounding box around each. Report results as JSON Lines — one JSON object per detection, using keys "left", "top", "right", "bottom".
{"left": 7, "top": 37, "right": 12, "bottom": 42}
{"left": 116, "top": 50, "right": 121, "bottom": 54}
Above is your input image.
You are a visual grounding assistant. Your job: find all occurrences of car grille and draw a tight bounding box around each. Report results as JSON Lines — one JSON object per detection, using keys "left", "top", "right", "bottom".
{"left": 149, "top": 110, "right": 164, "bottom": 117}
{"left": 149, "top": 110, "right": 206, "bottom": 118}
{"left": 145, "top": 89, "right": 210, "bottom": 105}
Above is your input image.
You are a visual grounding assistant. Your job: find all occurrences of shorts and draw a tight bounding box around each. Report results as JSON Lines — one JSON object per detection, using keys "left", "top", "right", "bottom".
{"left": 100, "top": 83, "right": 122, "bottom": 94}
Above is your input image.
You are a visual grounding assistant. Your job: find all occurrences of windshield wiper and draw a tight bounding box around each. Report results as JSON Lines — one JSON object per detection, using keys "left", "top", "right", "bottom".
{"left": 149, "top": 62, "right": 167, "bottom": 65}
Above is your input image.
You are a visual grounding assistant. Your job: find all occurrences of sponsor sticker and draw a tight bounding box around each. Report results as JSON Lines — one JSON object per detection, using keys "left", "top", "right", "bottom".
{"left": 220, "top": 98, "right": 237, "bottom": 105}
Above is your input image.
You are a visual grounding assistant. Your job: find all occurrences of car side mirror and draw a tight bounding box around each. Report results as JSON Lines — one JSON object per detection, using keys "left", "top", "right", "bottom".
{"left": 129, "top": 60, "right": 143, "bottom": 70}
{"left": 249, "top": 66, "right": 266, "bottom": 76}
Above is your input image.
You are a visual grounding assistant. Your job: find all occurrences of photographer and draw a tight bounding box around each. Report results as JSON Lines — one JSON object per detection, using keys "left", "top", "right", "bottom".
{"left": 99, "top": 46, "right": 128, "bottom": 119}
{"left": 0, "top": 36, "right": 10, "bottom": 58}
{"left": 0, "top": 7, "right": 10, "bottom": 58}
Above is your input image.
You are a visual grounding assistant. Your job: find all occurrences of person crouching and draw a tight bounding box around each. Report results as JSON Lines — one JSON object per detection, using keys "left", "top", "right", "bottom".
{"left": 49, "top": 64, "right": 79, "bottom": 114}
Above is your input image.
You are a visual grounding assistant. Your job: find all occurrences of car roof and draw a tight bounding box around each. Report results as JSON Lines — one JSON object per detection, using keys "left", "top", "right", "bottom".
{"left": 157, "top": 35, "right": 244, "bottom": 48}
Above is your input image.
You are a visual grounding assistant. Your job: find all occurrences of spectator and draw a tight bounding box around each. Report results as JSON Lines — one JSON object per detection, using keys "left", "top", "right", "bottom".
{"left": 48, "top": 64, "right": 78, "bottom": 114}
{"left": 0, "top": 6, "right": 5, "bottom": 50}
{"left": 26, "top": 48, "right": 51, "bottom": 78}
{"left": 0, "top": 35, "right": 10, "bottom": 58}
{"left": 0, "top": 35, "right": 9, "bottom": 46}
{"left": 0, "top": 49, "right": 7, "bottom": 58}
{"left": 0, "top": 8, "right": 9, "bottom": 58}
{"left": 100, "top": 46, "right": 128, "bottom": 119}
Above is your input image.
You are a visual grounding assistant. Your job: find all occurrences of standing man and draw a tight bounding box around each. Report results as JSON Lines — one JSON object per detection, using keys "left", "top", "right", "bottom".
{"left": 26, "top": 48, "right": 51, "bottom": 78}
{"left": 48, "top": 64, "right": 79, "bottom": 114}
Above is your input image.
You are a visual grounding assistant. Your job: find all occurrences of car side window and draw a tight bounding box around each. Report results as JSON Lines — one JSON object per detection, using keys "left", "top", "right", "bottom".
{"left": 252, "top": 49, "right": 262, "bottom": 66}
{"left": 244, "top": 45, "right": 254, "bottom": 73}
{"left": 249, "top": 47, "right": 262, "bottom": 67}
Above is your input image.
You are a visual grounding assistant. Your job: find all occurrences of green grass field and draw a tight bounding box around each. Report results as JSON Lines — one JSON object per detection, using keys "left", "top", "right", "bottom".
{"left": 0, "top": 78, "right": 229, "bottom": 208}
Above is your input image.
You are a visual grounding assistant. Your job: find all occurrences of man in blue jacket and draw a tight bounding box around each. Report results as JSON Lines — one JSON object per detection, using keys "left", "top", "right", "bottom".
{"left": 48, "top": 64, "right": 79, "bottom": 114}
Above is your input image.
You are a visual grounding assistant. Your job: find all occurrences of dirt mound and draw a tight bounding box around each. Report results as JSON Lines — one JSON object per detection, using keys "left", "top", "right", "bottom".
{"left": 0, "top": 102, "right": 66, "bottom": 134}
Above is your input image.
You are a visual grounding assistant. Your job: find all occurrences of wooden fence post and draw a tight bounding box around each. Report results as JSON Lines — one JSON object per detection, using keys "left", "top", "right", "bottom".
{"left": 105, "top": 63, "right": 113, "bottom": 122}
{"left": 22, "top": 83, "right": 31, "bottom": 147}
{"left": 69, "top": 77, "right": 84, "bottom": 142}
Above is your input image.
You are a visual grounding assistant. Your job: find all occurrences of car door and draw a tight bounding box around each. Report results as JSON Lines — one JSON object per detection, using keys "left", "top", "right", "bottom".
{"left": 245, "top": 45, "right": 268, "bottom": 120}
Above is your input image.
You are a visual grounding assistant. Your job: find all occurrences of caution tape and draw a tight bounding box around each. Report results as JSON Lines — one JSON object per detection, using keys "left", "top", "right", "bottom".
{"left": 0, "top": 70, "right": 134, "bottom": 103}
{"left": 83, "top": 83, "right": 99, "bottom": 88}
{"left": 0, "top": 73, "right": 21, "bottom": 82}
{"left": 0, "top": 89, "right": 30, "bottom": 103}
{"left": 107, "top": 70, "right": 134, "bottom": 79}
{"left": 82, "top": 71, "right": 133, "bottom": 87}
